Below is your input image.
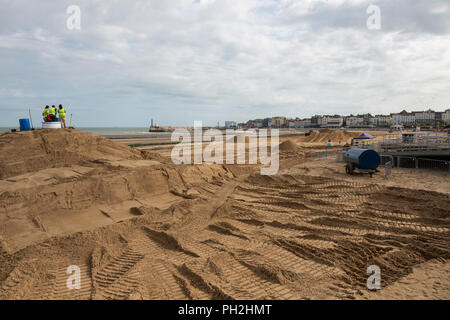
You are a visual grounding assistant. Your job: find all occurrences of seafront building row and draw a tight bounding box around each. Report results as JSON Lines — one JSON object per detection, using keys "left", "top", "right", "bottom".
{"left": 228, "top": 109, "right": 450, "bottom": 129}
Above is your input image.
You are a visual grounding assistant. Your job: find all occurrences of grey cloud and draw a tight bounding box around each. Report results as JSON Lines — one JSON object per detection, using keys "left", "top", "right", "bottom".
{"left": 274, "top": 0, "right": 450, "bottom": 34}
{"left": 0, "top": 0, "right": 449, "bottom": 127}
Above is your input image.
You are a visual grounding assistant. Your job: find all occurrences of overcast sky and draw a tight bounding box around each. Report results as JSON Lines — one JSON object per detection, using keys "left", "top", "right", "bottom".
{"left": 1, "top": 0, "right": 449, "bottom": 127}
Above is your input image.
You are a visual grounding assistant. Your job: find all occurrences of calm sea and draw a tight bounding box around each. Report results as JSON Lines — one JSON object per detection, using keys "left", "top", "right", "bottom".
{"left": 78, "top": 127, "right": 151, "bottom": 136}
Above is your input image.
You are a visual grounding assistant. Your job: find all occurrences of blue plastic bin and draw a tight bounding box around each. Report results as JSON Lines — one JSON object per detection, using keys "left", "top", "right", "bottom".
{"left": 19, "top": 118, "right": 31, "bottom": 131}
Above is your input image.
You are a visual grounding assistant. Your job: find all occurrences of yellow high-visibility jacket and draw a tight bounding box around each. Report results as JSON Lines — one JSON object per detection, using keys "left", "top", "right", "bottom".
{"left": 49, "top": 107, "right": 56, "bottom": 116}
{"left": 42, "top": 108, "right": 49, "bottom": 118}
{"left": 58, "top": 108, "right": 66, "bottom": 118}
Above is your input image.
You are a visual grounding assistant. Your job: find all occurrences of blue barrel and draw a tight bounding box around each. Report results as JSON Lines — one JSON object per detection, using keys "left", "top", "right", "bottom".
{"left": 344, "top": 148, "right": 380, "bottom": 170}
{"left": 19, "top": 118, "right": 31, "bottom": 131}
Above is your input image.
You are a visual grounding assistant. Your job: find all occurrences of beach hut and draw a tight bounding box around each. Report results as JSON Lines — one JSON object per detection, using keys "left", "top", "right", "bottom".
{"left": 352, "top": 133, "right": 376, "bottom": 147}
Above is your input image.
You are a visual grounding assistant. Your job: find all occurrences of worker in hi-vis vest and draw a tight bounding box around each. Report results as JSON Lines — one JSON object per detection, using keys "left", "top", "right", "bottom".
{"left": 42, "top": 106, "right": 50, "bottom": 122}
{"left": 49, "top": 105, "right": 56, "bottom": 121}
{"left": 58, "top": 105, "right": 67, "bottom": 128}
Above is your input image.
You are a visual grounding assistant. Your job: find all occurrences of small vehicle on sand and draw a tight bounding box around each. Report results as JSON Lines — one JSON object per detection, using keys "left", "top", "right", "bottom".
{"left": 344, "top": 148, "right": 381, "bottom": 178}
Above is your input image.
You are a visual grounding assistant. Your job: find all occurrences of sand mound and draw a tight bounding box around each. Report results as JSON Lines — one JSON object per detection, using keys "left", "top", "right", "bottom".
{"left": 279, "top": 140, "right": 298, "bottom": 152}
{"left": 0, "top": 129, "right": 143, "bottom": 179}
{"left": 302, "top": 129, "right": 360, "bottom": 144}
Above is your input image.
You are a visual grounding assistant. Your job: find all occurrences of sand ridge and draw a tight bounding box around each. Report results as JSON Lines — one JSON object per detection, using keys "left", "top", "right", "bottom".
{"left": 303, "top": 129, "right": 360, "bottom": 143}
{"left": 291, "top": 129, "right": 363, "bottom": 147}
{"left": 0, "top": 129, "right": 143, "bottom": 179}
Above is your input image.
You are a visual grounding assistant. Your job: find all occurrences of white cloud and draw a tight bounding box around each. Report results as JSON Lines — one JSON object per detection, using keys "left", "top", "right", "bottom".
{"left": 0, "top": 0, "right": 449, "bottom": 126}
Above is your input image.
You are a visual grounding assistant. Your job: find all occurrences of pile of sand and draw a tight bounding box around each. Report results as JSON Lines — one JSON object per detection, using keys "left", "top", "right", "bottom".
{"left": 0, "top": 129, "right": 237, "bottom": 254}
{"left": 302, "top": 129, "right": 360, "bottom": 144}
{"left": 0, "top": 129, "right": 143, "bottom": 179}
{"left": 279, "top": 140, "right": 298, "bottom": 152}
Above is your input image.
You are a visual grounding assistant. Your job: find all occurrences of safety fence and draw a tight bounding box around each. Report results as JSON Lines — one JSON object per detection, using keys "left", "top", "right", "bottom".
{"left": 382, "top": 133, "right": 450, "bottom": 145}
{"left": 380, "top": 133, "right": 450, "bottom": 155}
{"left": 384, "top": 161, "right": 392, "bottom": 179}
{"left": 381, "top": 155, "right": 450, "bottom": 171}
{"left": 310, "top": 149, "right": 346, "bottom": 161}
{"left": 380, "top": 155, "right": 394, "bottom": 166}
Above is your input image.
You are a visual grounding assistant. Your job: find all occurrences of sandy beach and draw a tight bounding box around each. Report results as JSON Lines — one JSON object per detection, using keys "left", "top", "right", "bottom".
{"left": 0, "top": 128, "right": 448, "bottom": 300}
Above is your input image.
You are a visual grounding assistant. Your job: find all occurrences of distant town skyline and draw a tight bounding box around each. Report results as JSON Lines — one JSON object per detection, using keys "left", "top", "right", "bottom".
{"left": 1, "top": 0, "right": 450, "bottom": 127}
{"left": 233, "top": 108, "right": 450, "bottom": 129}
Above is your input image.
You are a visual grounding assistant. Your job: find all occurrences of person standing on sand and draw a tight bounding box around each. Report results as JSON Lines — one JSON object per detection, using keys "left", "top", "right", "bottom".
{"left": 58, "top": 105, "right": 66, "bottom": 128}
{"left": 42, "top": 106, "right": 50, "bottom": 122}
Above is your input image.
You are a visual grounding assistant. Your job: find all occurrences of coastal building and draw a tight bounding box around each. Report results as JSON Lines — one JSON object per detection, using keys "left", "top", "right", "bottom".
{"left": 253, "top": 119, "right": 264, "bottom": 128}
{"left": 391, "top": 110, "right": 415, "bottom": 125}
{"left": 435, "top": 112, "right": 443, "bottom": 126}
{"left": 271, "top": 116, "right": 287, "bottom": 128}
{"left": 318, "top": 115, "right": 343, "bottom": 128}
{"left": 414, "top": 109, "right": 435, "bottom": 126}
{"left": 225, "top": 121, "right": 237, "bottom": 129}
{"left": 443, "top": 109, "right": 450, "bottom": 124}
{"left": 310, "top": 115, "right": 320, "bottom": 127}
{"left": 363, "top": 114, "right": 376, "bottom": 127}
{"left": 375, "top": 115, "right": 392, "bottom": 127}
{"left": 346, "top": 115, "right": 364, "bottom": 127}
{"left": 296, "top": 118, "right": 313, "bottom": 128}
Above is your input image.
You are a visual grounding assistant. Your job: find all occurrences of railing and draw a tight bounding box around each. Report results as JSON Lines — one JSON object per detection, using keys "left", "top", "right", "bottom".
{"left": 381, "top": 133, "right": 450, "bottom": 149}
{"left": 417, "top": 158, "right": 450, "bottom": 171}
{"left": 310, "top": 149, "right": 346, "bottom": 161}
{"left": 380, "top": 154, "right": 394, "bottom": 166}
{"left": 390, "top": 156, "right": 450, "bottom": 171}
{"left": 357, "top": 143, "right": 381, "bottom": 152}
{"left": 385, "top": 161, "right": 392, "bottom": 179}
